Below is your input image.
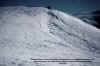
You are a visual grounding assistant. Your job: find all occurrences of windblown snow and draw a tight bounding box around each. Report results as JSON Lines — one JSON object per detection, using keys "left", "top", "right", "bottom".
{"left": 0, "top": 6, "right": 100, "bottom": 66}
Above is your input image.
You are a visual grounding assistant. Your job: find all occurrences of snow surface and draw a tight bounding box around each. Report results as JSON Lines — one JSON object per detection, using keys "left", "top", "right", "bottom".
{"left": 0, "top": 6, "right": 100, "bottom": 66}
{"left": 73, "top": 13, "right": 100, "bottom": 29}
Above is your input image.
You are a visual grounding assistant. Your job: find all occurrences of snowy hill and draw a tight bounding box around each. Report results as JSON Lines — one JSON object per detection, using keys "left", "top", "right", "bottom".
{"left": 0, "top": 6, "right": 100, "bottom": 66}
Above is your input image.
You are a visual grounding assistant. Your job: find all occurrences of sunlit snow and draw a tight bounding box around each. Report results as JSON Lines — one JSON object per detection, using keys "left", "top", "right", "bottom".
{"left": 0, "top": 6, "right": 100, "bottom": 66}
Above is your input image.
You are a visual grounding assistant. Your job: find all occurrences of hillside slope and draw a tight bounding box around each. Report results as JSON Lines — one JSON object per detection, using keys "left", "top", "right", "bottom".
{"left": 0, "top": 6, "right": 100, "bottom": 66}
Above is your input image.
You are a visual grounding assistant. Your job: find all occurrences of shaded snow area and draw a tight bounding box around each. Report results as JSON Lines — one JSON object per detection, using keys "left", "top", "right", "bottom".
{"left": 0, "top": 6, "right": 100, "bottom": 66}
{"left": 73, "top": 12, "right": 100, "bottom": 29}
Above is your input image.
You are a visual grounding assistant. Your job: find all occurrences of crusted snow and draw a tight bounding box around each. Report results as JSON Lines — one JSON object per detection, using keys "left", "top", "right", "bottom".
{"left": 0, "top": 6, "right": 100, "bottom": 66}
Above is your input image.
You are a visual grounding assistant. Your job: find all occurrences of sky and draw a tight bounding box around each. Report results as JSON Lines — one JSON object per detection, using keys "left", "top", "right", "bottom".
{"left": 0, "top": 0, "right": 100, "bottom": 14}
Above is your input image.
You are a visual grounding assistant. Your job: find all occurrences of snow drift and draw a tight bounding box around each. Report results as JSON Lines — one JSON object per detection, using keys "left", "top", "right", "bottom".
{"left": 0, "top": 6, "right": 100, "bottom": 66}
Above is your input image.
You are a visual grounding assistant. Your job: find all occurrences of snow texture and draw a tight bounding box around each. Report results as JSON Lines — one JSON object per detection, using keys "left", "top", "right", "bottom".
{"left": 0, "top": 6, "right": 100, "bottom": 66}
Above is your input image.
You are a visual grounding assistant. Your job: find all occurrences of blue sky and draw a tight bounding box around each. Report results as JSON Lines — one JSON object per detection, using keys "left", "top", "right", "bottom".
{"left": 0, "top": 0, "right": 100, "bottom": 13}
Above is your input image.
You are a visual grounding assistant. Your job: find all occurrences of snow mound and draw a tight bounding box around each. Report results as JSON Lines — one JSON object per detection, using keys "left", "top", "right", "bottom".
{"left": 0, "top": 6, "right": 100, "bottom": 66}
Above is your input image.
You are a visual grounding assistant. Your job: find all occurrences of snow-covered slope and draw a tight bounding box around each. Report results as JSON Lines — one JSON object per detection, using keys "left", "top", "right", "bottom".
{"left": 73, "top": 12, "right": 100, "bottom": 29}
{"left": 0, "top": 6, "right": 100, "bottom": 66}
